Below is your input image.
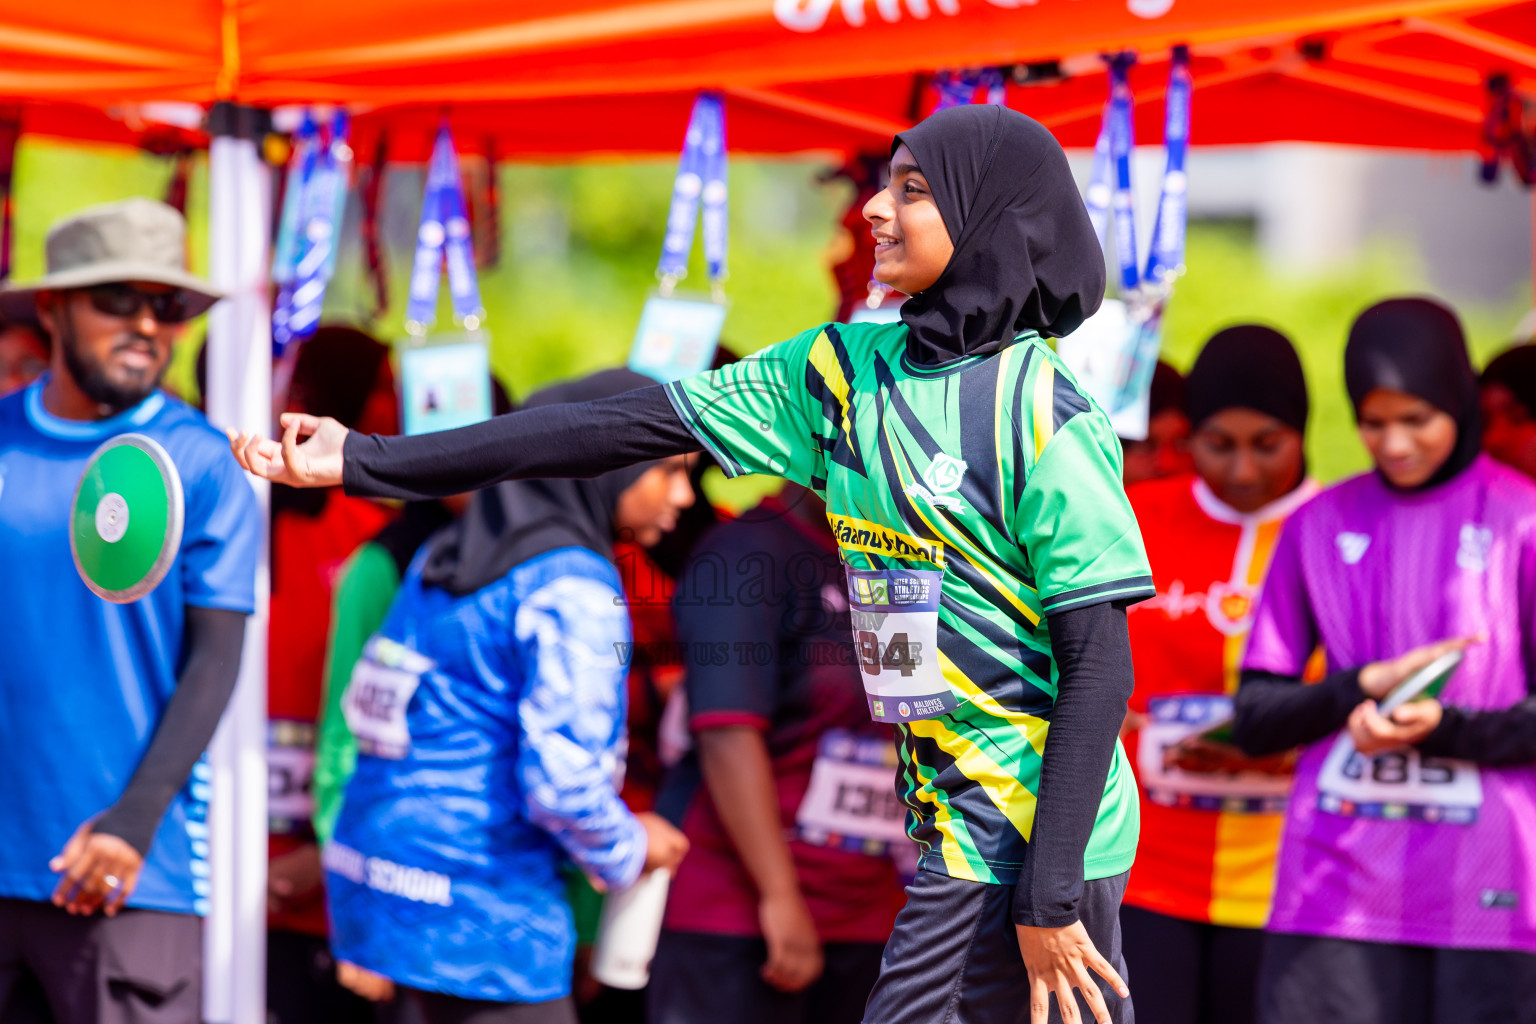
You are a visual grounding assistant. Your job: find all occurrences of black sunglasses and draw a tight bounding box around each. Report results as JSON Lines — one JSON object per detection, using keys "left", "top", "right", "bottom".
{"left": 84, "top": 283, "right": 196, "bottom": 324}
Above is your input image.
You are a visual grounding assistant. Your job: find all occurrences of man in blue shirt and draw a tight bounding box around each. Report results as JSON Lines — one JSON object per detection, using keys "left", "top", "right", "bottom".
{"left": 0, "top": 198, "right": 258, "bottom": 1024}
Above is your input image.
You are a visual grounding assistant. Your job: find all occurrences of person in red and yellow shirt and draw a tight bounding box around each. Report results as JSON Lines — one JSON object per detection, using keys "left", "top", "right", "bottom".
{"left": 265, "top": 327, "right": 400, "bottom": 1024}
{"left": 1122, "top": 326, "right": 1317, "bottom": 1024}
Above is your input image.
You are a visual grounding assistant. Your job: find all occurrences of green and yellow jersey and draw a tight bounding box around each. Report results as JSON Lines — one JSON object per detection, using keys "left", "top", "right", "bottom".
{"left": 665, "top": 320, "right": 1152, "bottom": 884}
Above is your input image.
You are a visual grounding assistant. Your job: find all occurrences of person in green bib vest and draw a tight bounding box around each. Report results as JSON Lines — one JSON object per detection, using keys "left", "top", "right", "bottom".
{"left": 233, "top": 104, "right": 1152, "bottom": 1024}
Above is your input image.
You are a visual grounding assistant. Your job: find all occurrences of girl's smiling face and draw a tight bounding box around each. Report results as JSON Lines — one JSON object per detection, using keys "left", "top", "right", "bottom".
{"left": 863, "top": 143, "right": 956, "bottom": 296}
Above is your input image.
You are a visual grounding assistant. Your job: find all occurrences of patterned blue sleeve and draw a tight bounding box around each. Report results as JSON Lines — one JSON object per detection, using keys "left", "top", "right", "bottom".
{"left": 514, "top": 573, "right": 647, "bottom": 889}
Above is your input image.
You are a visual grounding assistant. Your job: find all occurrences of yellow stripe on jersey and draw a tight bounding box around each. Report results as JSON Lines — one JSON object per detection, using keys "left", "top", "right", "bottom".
{"left": 908, "top": 715, "right": 1039, "bottom": 843}
{"left": 1032, "top": 359, "right": 1056, "bottom": 460}
{"left": 940, "top": 651, "right": 1050, "bottom": 757}
{"left": 808, "top": 330, "right": 854, "bottom": 447}
{"left": 994, "top": 344, "right": 1015, "bottom": 520}
{"left": 909, "top": 758, "right": 984, "bottom": 881}
{"left": 1208, "top": 812, "right": 1284, "bottom": 928}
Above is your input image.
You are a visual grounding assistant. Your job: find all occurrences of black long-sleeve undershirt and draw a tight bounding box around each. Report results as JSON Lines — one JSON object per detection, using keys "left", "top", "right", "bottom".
{"left": 1015, "top": 600, "right": 1135, "bottom": 928}
{"left": 1234, "top": 666, "right": 1536, "bottom": 767}
{"left": 94, "top": 607, "right": 247, "bottom": 855}
{"left": 1418, "top": 698, "right": 1536, "bottom": 765}
{"left": 344, "top": 385, "right": 700, "bottom": 500}
{"left": 1232, "top": 668, "right": 1367, "bottom": 757}
{"left": 343, "top": 389, "right": 1133, "bottom": 925}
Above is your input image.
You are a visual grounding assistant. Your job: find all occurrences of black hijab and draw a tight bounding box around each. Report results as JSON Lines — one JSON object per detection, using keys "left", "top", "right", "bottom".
{"left": 419, "top": 368, "right": 658, "bottom": 596}
{"left": 893, "top": 104, "right": 1105, "bottom": 365}
{"left": 1186, "top": 325, "right": 1309, "bottom": 434}
{"left": 1344, "top": 297, "right": 1482, "bottom": 491}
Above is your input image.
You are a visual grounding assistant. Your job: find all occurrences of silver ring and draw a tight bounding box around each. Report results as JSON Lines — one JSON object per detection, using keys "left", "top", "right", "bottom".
{"left": 102, "top": 874, "right": 122, "bottom": 890}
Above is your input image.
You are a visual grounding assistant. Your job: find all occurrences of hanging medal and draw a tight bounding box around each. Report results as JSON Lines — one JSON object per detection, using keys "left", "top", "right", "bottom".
{"left": 628, "top": 92, "right": 729, "bottom": 383}
{"left": 398, "top": 124, "right": 493, "bottom": 437}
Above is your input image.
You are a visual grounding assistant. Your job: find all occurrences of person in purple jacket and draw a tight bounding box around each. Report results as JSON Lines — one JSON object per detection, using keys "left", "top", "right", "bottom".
{"left": 1233, "top": 297, "right": 1536, "bottom": 1024}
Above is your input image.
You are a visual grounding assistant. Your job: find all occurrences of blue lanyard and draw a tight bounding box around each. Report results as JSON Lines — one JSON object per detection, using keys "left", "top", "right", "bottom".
{"left": 932, "top": 68, "right": 1006, "bottom": 111}
{"left": 1143, "top": 46, "right": 1190, "bottom": 288}
{"left": 1084, "top": 117, "right": 1113, "bottom": 253}
{"left": 1106, "top": 53, "right": 1140, "bottom": 294}
{"left": 1086, "top": 50, "right": 1192, "bottom": 299}
{"left": 405, "top": 124, "right": 484, "bottom": 333}
{"left": 273, "top": 113, "right": 351, "bottom": 356}
{"left": 657, "top": 92, "right": 728, "bottom": 297}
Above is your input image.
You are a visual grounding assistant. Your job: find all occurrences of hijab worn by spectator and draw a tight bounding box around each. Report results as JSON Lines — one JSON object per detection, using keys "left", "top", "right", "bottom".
{"left": 1345, "top": 297, "right": 1482, "bottom": 491}
{"left": 1481, "top": 343, "right": 1536, "bottom": 421}
{"left": 420, "top": 368, "right": 658, "bottom": 596}
{"left": 1186, "top": 325, "right": 1310, "bottom": 434}
{"left": 894, "top": 105, "right": 1105, "bottom": 366}
{"left": 1149, "top": 360, "right": 1187, "bottom": 421}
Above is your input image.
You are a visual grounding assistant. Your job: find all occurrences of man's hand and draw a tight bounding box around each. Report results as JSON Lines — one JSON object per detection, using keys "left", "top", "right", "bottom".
{"left": 1358, "top": 636, "right": 1480, "bottom": 700}
{"left": 637, "top": 811, "right": 689, "bottom": 874}
{"left": 228, "top": 413, "right": 348, "bottom": 488}
{"left": 50, "top": 822, "right": 143, "bottom": 917}
{"left": 267, "top": 843, "right": 325, "bottom": 915}
{"left": 336, "top": 961, "right": 395, "bottom": 1002}
{"left": 1347, "top": 699, "right": 1444, "bottom": 755}
{"left": 758, "top": 889, "right": 824, "bottom": 993}
{"left": 1017, "top": 920, "right": 1129, "bottom": 1024}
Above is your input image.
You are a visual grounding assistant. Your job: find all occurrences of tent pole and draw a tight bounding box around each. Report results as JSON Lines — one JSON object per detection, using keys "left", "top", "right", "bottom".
{"left": 203, "top": 100, "right": 273, "bottom": 1024}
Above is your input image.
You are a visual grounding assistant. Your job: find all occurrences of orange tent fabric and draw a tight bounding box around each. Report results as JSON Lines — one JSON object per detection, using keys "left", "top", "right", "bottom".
{"left": 0, "top": 0, "right": 1529, "bottom": 154}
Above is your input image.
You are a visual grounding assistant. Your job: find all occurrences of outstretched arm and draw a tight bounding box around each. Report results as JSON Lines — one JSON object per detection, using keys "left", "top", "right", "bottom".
{"left": 231, "top": 385, "right": 702, "bottom": 500}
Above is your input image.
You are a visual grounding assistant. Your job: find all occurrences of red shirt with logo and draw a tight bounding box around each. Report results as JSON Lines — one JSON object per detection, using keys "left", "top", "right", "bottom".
{"left": 1124, "top": 474, "right": 1318, "bottom": 927}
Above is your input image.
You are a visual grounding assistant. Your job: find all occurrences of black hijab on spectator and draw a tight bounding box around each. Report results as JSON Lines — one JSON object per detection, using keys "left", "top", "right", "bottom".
{"left": 420, "top": 368, "right": 657, "bottom": 596}
{"left": 894, "top": 105, "right": 1105, "bottom": 365}
{"left": 1345, "top": 297, "right": 1482, "bottom": 491}
{"left": 1481, "top": 344, "right": 1536, "bottom": 421}
{"left": 1186, "top": 325, "right": 1309, "bottom": 434}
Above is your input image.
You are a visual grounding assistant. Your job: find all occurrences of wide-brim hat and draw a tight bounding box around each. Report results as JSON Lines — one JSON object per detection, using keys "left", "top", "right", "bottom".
{"left": 0, "top": 197, "right": 224, "bottom": 323}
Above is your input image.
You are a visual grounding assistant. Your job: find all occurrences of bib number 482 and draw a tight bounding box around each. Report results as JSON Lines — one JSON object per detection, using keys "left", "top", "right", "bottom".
{"left": 856, "top": 631, "right": 919, "bottom": 677}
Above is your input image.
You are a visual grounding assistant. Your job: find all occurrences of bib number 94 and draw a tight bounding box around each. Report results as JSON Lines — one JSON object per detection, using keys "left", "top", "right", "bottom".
{"left": 856, "top": 631, "right": 918, "bottom": 677}
{"left": 844, "top": 567, "right": 956, "bottom": 722}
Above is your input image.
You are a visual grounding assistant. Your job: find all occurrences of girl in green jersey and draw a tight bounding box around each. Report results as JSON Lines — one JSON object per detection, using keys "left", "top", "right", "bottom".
{"left": 235, "top": 105, "right": 1151, "bottom": 1024}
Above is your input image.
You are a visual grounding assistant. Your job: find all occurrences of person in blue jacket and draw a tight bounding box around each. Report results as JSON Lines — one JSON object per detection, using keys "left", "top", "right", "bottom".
{"left": 323, "top": 369, "right": 693, "bottom": 1024}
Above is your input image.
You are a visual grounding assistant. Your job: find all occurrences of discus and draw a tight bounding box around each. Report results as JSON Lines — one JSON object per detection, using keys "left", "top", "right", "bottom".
{"left": 70, "top": 433, "right": 184, "bottom": 603}
{"left": 1378, "top": 649, "right": 1464, "bottom": 716}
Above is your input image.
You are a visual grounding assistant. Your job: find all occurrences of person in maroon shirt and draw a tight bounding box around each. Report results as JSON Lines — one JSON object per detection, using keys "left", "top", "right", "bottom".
{"left": 649, "top": 485, "right": 908, "bottom": 1024}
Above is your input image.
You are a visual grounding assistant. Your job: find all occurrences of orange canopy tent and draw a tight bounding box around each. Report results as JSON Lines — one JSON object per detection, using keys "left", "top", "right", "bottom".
{"left": 0, "top": 0, "right": 1531, "bottom": 156}
{"left": 0, "top": 6, "right": 1528, "bottom": 1024}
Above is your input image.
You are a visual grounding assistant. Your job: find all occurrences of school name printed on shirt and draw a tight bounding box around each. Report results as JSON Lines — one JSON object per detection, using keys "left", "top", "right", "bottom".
{"left": 774, "top": 0, "right": 1175, "bottom": 33}
{"left": 324, "top": 841, "right": 454, "bottom": 907}
{"left": 827, "top": 513, "right": 946, "bottom": 566}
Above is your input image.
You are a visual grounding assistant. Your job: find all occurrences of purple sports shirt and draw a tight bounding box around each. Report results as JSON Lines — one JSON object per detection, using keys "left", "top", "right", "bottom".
{"left": 1244, "top": 455, "right": 1536, "bottom": 951}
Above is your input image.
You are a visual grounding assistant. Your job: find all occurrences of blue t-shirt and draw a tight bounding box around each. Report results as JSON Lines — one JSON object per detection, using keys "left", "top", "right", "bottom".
{"left": 0, "top": 379, "right": 258, "bottom": 915}
{"left": 326, "top": 545, "right": 647, "bottom": 1003}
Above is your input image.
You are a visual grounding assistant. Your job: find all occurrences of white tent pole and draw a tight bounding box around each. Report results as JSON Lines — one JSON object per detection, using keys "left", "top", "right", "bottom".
{"left": 203, "top": 101, "right": 273, "bottom": 1024}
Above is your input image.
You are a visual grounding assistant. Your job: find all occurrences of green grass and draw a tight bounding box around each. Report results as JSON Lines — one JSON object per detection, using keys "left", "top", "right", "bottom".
{"left": 10, "top": 137, "right": 1530, "bottom": 489}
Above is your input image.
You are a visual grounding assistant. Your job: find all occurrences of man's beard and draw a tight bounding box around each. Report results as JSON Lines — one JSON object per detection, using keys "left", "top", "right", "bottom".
{"left": 57, "top": 312, "right": 165, "bottom": 414}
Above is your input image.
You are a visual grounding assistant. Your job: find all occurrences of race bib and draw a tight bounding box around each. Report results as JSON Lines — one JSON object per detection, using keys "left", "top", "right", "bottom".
{"left": 268, "top": 719, "right": 316, "bottom": 832}
{"left": 1316, "top": 733, "right": 1482, "bottom": 824}
{"left": 846, "top": 568, "right": 956, "bottom": 722}
{"left": 342, "top": 636, "right": 433, "bottom": 760}
{"left": 1137, "top": 694, "right": 1291, "bottom": 814}
{"left": 795, "top": 729, "right": 911, "bottom": 855}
